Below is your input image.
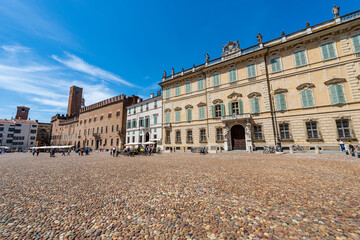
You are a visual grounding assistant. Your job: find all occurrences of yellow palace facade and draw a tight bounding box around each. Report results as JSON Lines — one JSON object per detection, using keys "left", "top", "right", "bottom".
{"left": 159, "top": 7, "right": 360, "bottom": 152}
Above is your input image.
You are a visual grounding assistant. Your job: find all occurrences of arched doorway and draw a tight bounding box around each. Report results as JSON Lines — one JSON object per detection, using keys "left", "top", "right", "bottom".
{"left": 145, "top": 132, "right": 150, "bottom": 142}
{"left": 231, "top": 125, "right": 246, "bottom": 150}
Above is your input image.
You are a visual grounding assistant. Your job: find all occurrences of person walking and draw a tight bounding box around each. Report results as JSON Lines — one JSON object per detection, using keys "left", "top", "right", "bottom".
{"left": 36, "top": 149, "right": 40, "bottom": 156}
{"left": 67, "top": 149, "right": 71, "bottom": 156}
{"left": 339, "top": 140, "right": 344, "bottom": 152}
{"left": 61, "top": 149, "right": 66, "bottom": 156}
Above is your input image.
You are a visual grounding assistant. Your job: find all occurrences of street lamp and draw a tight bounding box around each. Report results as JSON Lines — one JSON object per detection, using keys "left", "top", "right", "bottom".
{"left": 270, "top": 90, "right": 282, "bottom": 152}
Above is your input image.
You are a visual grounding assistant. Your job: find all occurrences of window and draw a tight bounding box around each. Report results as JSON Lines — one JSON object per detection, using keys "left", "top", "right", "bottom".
{"left": 301, "top": 89, "right": 314, "bottom": 108}
{"left": 294, "top": 50, "right": 307, "bottom": 67}
{"left": 165, "top": 112, "right": 170, "bottom": 123}
{"left": 329, "top": 84, "right": 345, "bottom": 104}
{"left": 199, "top": 107, "right": 205, "bottom": 120}
{"left": 94, "top": 117, "right": 97, "bottom": 122}
{"left": 14, "top": 129, "right": 21, "bottom": 133}
{"left": 166, "top": 88, "right": 171, "bottom": 98}
{"left": 216, "top": 128, "right": 223, "bottom": 142}
{"left": 133, "top": 107, "right": 136, "bottom": 114}
{"left": 105, "top": 126, "right": 108, "bottom": 133}
{"left": 175, "top": 111, "right": 181, "bottom": 122}
{"left": 186, "top": 109, "right": 192, "bottom": 121}
{"left": 352, "top": 34, "right": 360, "bottom": 53}
{"left": 145, "top": 118, "right": 150, "bottom": 128}
{"left": 321, "top": 42, "right": 336, "bottom": 60}
{"left": 228, "top": 101, "right": 243, "bottom": 115}
{"left": 116, "top": 138, "right": 119, "bottom": 146}
{"left": 112, "top": 125, "right": 114, "bottom": 132}
{"left": 153, "top": 134, "right": 157, "bottom": 139}
{"left": 247, "top": 64, "right": 256, "bottom": 78}
{"left": 30, "top": 130, "right": 36, "bottom": 134}
{"left": 128, "top": 109, "right": 131, "bottom": 114}
{"left": 185, "top": 82, "right": 191, "bottom": 93}
{"left": 175, "top": 85, "right": 180, "bottom": 96}
{"left": 213, "top": 74, "right": 220, "bottom": 86}
{"left": 166, "top": 130, "right": 171, "bottom": 143}
{"left": 88, "top": 129, "right": 90, "bottom": 135}
{"left": 198, "top": 79, "right": 204, "bottom": 90}
{"left": 154, "top": 115, "right": 158, "bottom": 124}
{"left": 139, "top": 135, "right": 143, "bottom": 143}
{"left": 100, "top": 115, "right": 103, "bottom": 120}
{"left": 127, "top": 121, "right": 131, "bottom": 128}
{"left": 108, "top": 113, "right": 112, "bottom": 118}
{"left": 200, "top": 129, "right": 207, "bottom": 142}
{"left": 154, "top": 100, "right": 158, "bottom": 108}
{"left": 176, "top": 131, "right": 181, "bottom": 143}
{"left": 229, "top": 69, "right": 237, "bottom": 82}
{"left": 132, "top": 136, "right": 135, "bottom": 143}
{"left": 141, "top": 105, "right": 143, "bottom": 111}
{"left": 6, "top": 139, "right": 13, "bottom": 143}
{"left": 132, "top": 120, "right": 137, "bottom": 128}
{"left": 306, "top": 121, "right": 318, "bottom": 139}
{"left": 139, "top": 118, "right": 144, "bottom": 127}
{"left": 250, "top": 98, "right": 260, "bottom": 113}
{"left": 187, "top": 130, "right": 193, "bottom": 143}
{"left": 146, "top": 103, "right": 149, "bottom": 110}
{"left": 30, "top": 136, "right": 35, "bottom": 140}
{"left": 116, "top": 111, "right": 120, "bottom": 117}
{"left": 116, "top": 125, "right": 119, "bottom": 131}
{"left": 212, "top": 104, "right": 224, "bottom": 118}
{"left": 336, "top": 119, "right": 351, "bottom": 138}
{"left": 275, "top": 94, "right": 287, "bottom": 111}
{"left": 101, "top": 127, "right": 103, "bottom": 134}
{"left": 279, "top": 123, "right": 290, "bottom": 139}
{"left": 8, "top": 128, "right": 14, "bottom": 132}
{"left": 0, "top": 127, "right": 3, "bottom": 131}
{"left": 127, "top": 137, "right": 130, "bottom": 143}
{"left": 254, "top": 125, "right": 262, "bottom": 140}
{"left": 270, "top": 57, "right": 281, "bottom": 72}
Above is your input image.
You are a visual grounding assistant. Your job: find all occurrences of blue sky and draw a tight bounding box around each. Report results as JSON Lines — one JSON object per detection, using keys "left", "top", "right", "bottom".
{"left": 0, "top": 0, "right": 358, "bottom": 122}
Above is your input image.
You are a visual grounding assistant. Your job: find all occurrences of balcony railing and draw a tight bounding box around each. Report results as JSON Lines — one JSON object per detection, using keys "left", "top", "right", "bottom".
{"left": 340, "top": 10, "right": 360, "bottom": 22}
{"left": 221, "top": 113, "right": 251, "bottom": 121}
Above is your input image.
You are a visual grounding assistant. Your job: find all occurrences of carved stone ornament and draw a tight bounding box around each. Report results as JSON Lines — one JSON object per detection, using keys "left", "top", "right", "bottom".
{"left": 227, "top": 92, "right": 243, "bottom": 101}
{"left": 164, "top": 108, "right": 171, "bottom": 113}
{"left": 174, "top": 107, "right": 182, "bottom": 111}
{"left": 247, "top": 92, "right": 262, "bottom": 98}
{"left": 222, "top": 40, "right": 240, "bottom": 56}
{"left": 184, "top": 104, "right": 193, "bottom": 109}
{"left": 197, "top": 102, "right": 207, "bottom": 107}
{"left": 212, "top": 99, "right": 224, "bottom": 105}
{"left": 324, "top": 78, "right": 346, "bottom": 86}
{"left": 273, "top": 88, "right": 288, "bottom": 94}
{"left": 296, "top": 83, "right": 316, "bottom": 90}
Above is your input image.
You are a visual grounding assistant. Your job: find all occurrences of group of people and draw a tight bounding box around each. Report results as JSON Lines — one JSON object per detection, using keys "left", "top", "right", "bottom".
{"left": 339, "top": 140, "right": 358, "bottom": 153}
{"left": 123, "top": 146, "right": 156, "bottom": 156}
{"left": 75, "top": 147, "right": 90, "bottom": 156}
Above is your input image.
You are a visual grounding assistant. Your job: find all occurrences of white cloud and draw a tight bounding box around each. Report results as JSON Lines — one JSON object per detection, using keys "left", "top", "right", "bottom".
{"left": 1, "top": 44, "right": 31, "bottom": 53}
{"left": 32, "top": 98, "right": 68, "bottom": 108}
{"left": 52, "top": 52, "right": 136, "bottom": 87}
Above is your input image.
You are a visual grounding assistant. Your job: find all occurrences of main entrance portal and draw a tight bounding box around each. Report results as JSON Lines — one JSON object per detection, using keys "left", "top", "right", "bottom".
{"left": 231, "top": 125, "right": 246, "bottom": 150}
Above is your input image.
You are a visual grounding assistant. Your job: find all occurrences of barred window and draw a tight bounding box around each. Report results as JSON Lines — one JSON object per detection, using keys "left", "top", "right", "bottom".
{"left": 216, "top": 128, "right": 223, "bottom": 141}
{"left": 254, "top": 125, "right": 263, "bottom": 140}
{"left": 187, "top": 130, "right": 193, "bottom": 143}
{"left": 200, "top": 129, "right": 207, "bottom": 142}
{"left": 306, "top": 121, "right": 318, "bottom": 139}
{"left": 166, "top": 130, "right": 171, "bottom": 143}
{"left": 176, "top": 131, "right": 181, "bottom": 143}
{"left": 336, "top": 119, "right": 351, "bottom": 138}
{"left": 279, "top": 123, "right": 290, "bottom": 139}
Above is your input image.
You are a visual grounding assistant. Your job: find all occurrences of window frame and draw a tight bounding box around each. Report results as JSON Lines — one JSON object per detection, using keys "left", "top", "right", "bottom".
{"left": 320, "top": 41, "right": 337, "bottom": 61}
{"left": 247, "top": 63, "right": 256, "bottom": 78}
{"left": 270, "top": 57, "right": 282, "bottom": 73}
{"left": 293, "top": 50, "right": 307, "bottom": 67}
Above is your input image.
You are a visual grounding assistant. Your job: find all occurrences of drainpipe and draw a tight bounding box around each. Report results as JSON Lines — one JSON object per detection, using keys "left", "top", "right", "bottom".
{"left": 263, "top": 48, "right": 277, "bottom": 145}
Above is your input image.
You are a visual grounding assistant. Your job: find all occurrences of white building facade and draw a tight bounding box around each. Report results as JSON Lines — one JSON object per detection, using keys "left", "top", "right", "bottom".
{"left": 0, "top": 119, "right": 38, "bottom": 151}
{"left": 125, "top": 93, "right": 163, "bottom": 149}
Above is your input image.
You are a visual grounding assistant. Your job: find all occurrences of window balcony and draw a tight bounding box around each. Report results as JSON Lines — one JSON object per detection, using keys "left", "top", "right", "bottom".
{"left": 221, "top": 113, "right": 251, "bottom": 122}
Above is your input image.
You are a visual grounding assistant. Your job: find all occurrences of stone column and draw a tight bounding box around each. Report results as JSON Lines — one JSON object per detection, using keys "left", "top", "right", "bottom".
{"left": 223, "top": 125, "right": 230, "bottom": 151}
{"left": 245, "top": 122, "right": 253, "bottom": 153}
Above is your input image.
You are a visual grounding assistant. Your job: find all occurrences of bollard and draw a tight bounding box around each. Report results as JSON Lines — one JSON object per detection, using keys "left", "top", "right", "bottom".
{"left": 289, "top": 145, "right": 294, "bottom": 154}
{"left": 315, "top": 146, "right": 320, "bottom": 154}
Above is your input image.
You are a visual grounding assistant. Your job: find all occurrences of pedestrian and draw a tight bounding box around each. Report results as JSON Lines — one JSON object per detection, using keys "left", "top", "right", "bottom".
{"left": 36, "top": 149, "right": 40, "bottom": 156}
{"left": 339, "top": 140, "right": 344, "bottom": 152}
{"left": 112, "top": 147, "right": 116, "bottom": 157}
{"left": 67, "top": 149, "right": 71, "bottom": 156}
{"left": 1, "top": 148, "right": 5, "bottom": 155}
{"left": 348, "top": 141, "right": 354, "bottom": 153}
{"left": 32, "top": 148, "right": 36, "bottom": 156}
{"left": 61, "top": 149, "right": 66, "bottom": 156}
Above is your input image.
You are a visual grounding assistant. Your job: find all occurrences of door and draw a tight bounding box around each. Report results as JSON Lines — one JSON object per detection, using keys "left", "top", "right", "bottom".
{"left": 231, "top": 125, "right": 246, "bottom": 150}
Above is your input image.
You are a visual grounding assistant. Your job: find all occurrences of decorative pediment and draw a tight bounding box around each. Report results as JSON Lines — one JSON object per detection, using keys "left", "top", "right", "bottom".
{"left": 222, "top": 40, "right": 240, "bottom": 56}
{"left": 227, "top": 92, "right": 243, "bottom": 101}
{"left": 185, "top": 104, "right": 193, "bottom": 109}
{"left": 164, "top": 108, "right": 171, "bottom": 113}
{"left": 174, "top": 107, "right": 182, "bottom": 111}
{"left": 197, "top": 102, "right": 207, "bottom": 107}
{"left": 273, "top": 88, "right": 288, "bottom": 94}
{"left": 212, "top": 99, "right": 223, "bottom": 105}
{"left": 296, "top": 83, "right": 315, "bottom": 90}
{"left": 247, "top": 92, "right": 262, "bottom": 98}
{"left": 324, "top": 78, "right": 346, "bottom": 86}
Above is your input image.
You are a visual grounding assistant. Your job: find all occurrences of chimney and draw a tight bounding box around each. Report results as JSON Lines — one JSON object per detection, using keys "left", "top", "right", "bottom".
{"left": 150, "top": 93, "right": 154, "bottom": 98}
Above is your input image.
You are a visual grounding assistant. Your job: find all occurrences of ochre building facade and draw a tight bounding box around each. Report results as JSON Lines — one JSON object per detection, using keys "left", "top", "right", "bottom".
{"left": 51, "top": 86, "right": 140, "bottom": 150}
{"left": 159, "top": 8, "right": 360, "bottom": 152}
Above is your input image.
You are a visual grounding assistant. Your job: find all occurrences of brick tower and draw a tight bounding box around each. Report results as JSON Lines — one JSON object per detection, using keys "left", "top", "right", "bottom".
{"left": 67, "top": 86, "right": 83, "bottom": 116}
{"left": 15, "top": 106, "right": 30, "bottom": 120}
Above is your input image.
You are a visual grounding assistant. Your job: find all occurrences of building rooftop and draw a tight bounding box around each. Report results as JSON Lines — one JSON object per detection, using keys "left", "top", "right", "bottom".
{"left": 0, "top": 119, "right": 38, "bottom": 124}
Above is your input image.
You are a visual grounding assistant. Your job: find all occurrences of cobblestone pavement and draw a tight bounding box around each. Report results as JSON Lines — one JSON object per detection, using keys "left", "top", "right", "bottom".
{"left": 0, "top": 152, "right": 359, "bottom": 239}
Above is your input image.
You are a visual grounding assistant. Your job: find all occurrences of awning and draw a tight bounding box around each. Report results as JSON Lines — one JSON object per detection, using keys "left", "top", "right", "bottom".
{"left": 32, "top": 145, "right": 75, "bottom": 149}
{"left": 144, "top": 141, "right": 156, "bottom": 145}
{"left": 0, "top": 146, "right": 9, "bottom": 149}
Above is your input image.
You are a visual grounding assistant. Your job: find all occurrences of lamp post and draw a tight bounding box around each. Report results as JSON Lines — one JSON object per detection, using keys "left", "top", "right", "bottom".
{"left": 270, "top": 90, "right": 282, "bottom": 152}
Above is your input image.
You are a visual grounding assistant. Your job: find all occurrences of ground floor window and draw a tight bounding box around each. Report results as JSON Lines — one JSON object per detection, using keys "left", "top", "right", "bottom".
{"left": 116, "top": 138, "right": 119, "bottom": 146}
{"left": 187, "top": 130, "right": 193, "bottom": 143}
{"left": 279, "top": 123, "right": 290, "bottom": 139}
{"left": 176, "top": 131, "right": 181, "bottom": 143}
{"left": 306, "top": 121, "right": 318, "bottom": 139}
{"left": 127, "top": 137, "right": 130, "bottom": 143}
{"left": 336, "top": 119, "right": 351, "bottom": 138}
{"left": 139, "top": 135, "right": 143, "bottom": 143}
{"left": 166, "top": 130, "right": 171, "bottom": 143}
{"left": 254, "top": 125, "right": 262, "bottom": 140}
{"left": 200, "top": 129, "right": 207, "bottom": 143}
{"left": 132, "top": 136, "right": 135, "bottom": 143}
{"left": 216, "top": 128, "right": 223, "bottom": 141}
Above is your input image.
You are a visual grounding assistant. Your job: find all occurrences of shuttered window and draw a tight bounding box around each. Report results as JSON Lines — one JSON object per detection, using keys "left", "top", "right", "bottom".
{"left": 199, "top": 107, "right": 205, "bottom": 120}
{"left": 301, "top": 89, "right": 314, "bottom": 108}
{"left": 165, "top": 113, "right": 170, "bottom": 123}
{"left": 270, "top": 57, "right": 281, "bottom": 73}
{"left": 198, "top": 79, "right": 204, "bottom": 90}
{"left": 186, "top": 109, "right": 192, "bottom": 121}
{"left": 275, "top": 93, "right": 287, "bottom": 111}
{"left": 165, "top": 88, "right": 170, "bottom": 98}
{"left": 175, "top": 85, "right": 180, "bottom": 96}
{"left": 251, "top": 97, "right": 260, "bottom": 113}
{"left": 321, "top": 42, "right": 336, "bottom": 60}
{"left": 185, "top": 82, "right": 191, "bottom": 93}
{"left": 247, "top": 64, "right": 256, "bottom": 78}
{"left": 352, "top": 34, "right": 360, "bottom": 53}
{"left": 175, "top": 111, "right": 180, "bottom": 122}
{"left": 153, "top": 115, "right": 158, "bottom": 124}
{"left": 329, "top": 84, "right": 346, "bottom": 104}
{"left": 213, "top": 74, "right": 220, "bottom": 86}
{"left": 229, "top": 69, "right": 237, "bottom": 82}
{"left": 294, "top": 50, "right": 307, "bottom": 67}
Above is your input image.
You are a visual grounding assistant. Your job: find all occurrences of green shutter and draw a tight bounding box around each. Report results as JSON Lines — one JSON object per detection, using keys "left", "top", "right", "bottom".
{"left": 228, "top": 102, "right": 232, "bottom": 115}
{"left": 321, "top": 44, "right": 329, "bottom": 60}
{"left": 238, "top": 100, "right": 243, "bottom": 114}
{"left": 275, "top": 94, "right": 281, "bottom": 110}
{"left": 294, "top": 51, "right": 301, "bottom": 66}
{"left": 328, "top": 42, "right": 336, "bottom": 59}
{"left": 280, "top": 94, "right": 286, "bottom": 110}
{"left": 336, "top": 85, "right": 345, "bottom": 103}
{"left": 254, "top": 98, "right": 260, "bottom": 113}
{"left": 187, "top": 109, "right": 192, "bottom": 121}
{"left": 300, "top": 51, "right": 307, "bottom": 65}
{"left": 353, "top": 34, "right": 360, "bottom": 53}
{"left": 301, "top": 90, "right": 308, "bottom": 107}
{"left": 329, "top": 85, "right": 338, "bottom": 104}
{"left": 220, "top": 104, "right": 225, "bottom": 117}
{"left": 198, "top": 79, "right": 203, "bottom": 90}
{"left": 199, "top": 107, "right": 205, "bottom": 120}
{"left": 322, "top": 43, "right": 336, "bottom": 60}
{"left": 251, "top": 98, "right": 255, "bottom": 113}
{"left": 154, "top": 115, "right": 157, "bottom": 124}
{"left": 306, "top": 90, "right": 314, "bottom": 107}
{"left": 211, "top": 106, "right": 215, "bottom": 118}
